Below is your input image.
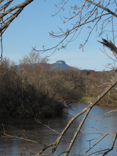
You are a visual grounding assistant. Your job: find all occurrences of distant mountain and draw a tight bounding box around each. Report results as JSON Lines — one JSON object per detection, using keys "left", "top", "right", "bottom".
{"left": 15, "top": 60, "right": 111, "bottom": 80}
{"left": 15, "top": 60, "right": 76, "bottom": 71}
{"left": 50, "top": 60, "right": 75, "bottom": 70}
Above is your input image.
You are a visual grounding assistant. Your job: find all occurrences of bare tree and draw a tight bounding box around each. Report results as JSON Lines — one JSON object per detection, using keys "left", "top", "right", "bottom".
{"left": 1, "top": 0, "right": 117, "bottom": 156}
{"left": 34, "top": 0, "right": 117, "bottom": 54}
{"left": 0, "top": 0, "right": 34, "bottom": 34}
{"left": 0, "top": 0, "right": 34, "bottom": 60}
{"left": 1, "top": 0, "right": 117, "bottom": 60}
{"left": 34, "top": 1, "right": 117, "bottom": 155}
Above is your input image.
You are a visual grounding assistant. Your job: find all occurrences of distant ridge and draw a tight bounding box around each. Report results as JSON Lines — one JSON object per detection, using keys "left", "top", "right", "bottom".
{"left": 50, "top": 61, "right": 111, "bottom": 79}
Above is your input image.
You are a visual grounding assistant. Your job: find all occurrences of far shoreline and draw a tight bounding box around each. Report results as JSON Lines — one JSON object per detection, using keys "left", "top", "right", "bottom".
{"left": 79, "top": 97, "right": 117, "bottom": 107}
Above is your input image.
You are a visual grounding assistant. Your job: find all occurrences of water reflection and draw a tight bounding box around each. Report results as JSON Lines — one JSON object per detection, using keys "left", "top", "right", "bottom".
{"left": 0, "top": 104, "right": 117, "bottom": 155}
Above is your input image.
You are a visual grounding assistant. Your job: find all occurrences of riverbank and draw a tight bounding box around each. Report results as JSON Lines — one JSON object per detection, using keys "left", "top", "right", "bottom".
{"left": 0, "top": 53, "right": 85, "bottom": 118}
{"left": 79, "top": 97, "right": 117, "bottom": 107}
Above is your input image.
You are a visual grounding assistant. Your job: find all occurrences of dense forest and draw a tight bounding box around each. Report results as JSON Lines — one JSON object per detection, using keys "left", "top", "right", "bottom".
{"left": 0, "top": 52, "right": 116, "bottom": 118}
{"left": 0, "top": 52, "right": 85, "bottom": 118}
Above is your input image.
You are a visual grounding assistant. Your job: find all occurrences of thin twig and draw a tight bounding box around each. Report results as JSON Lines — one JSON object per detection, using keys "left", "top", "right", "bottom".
{"left": 103, "top": 130, "right": 117, "bottom": 156}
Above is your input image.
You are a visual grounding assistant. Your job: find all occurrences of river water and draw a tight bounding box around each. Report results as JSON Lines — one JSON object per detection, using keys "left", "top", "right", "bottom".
{"left": 0, "top": 104, "right": 117, "bottom": 156}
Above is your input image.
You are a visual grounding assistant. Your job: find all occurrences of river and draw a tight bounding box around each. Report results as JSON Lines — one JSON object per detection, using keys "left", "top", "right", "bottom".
{"left": 0, "top": 104, "right": 117, "bottom": 156}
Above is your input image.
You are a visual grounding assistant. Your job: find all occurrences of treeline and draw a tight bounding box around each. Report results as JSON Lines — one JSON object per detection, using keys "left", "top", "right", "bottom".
{"left": 83, "top": 70, "right": 117, "bottom": 106}
{"left": 0, "top": 52, "right": 116, "bottom": 118}
{"left": 0, "top": 52, "right": 85, "bottom": 118}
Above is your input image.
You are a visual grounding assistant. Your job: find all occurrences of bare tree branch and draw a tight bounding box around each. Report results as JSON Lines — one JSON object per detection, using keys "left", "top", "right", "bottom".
{"left": 103, "top": 130, "right": 117, "bottom": 156}
{"left": 49, "top": 73, "right": 117, "bottom": 156}
{"left": 0, "top": 0, "right": 34, "bottom": 34}
{"left": 98, "top": 38, "right": 117, "bottom": 55}
{"left": 86, "top": 0, "right": 117, "bottom": 18}
{"left": 34, "top": 0, "right": 117, "bottom": 53}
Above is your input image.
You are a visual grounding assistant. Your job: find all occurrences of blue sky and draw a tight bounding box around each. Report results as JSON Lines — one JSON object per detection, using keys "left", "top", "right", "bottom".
{"left": 2, "top": 0, "right": 116, "bottom": 71}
